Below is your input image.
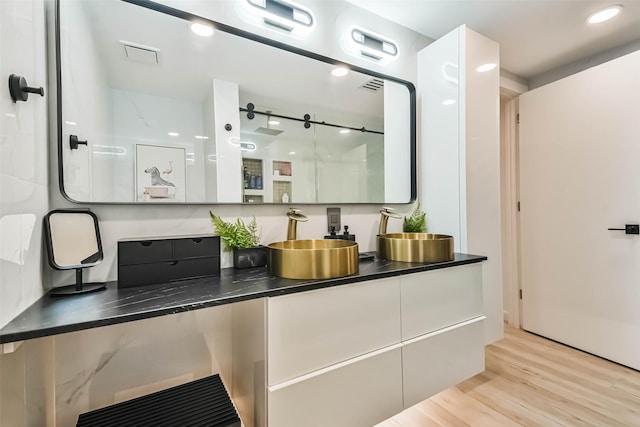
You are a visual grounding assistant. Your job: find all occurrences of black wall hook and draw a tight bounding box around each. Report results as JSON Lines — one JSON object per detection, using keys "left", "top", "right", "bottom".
{"left": 70, "top": 135, "right": 88, "bottom": 150}
{"left": 9, "top": 74, "right": 44, "bottom": 102}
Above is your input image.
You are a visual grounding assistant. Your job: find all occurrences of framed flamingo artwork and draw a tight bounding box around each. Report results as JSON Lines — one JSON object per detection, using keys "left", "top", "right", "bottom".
{"left": 135, "top": 144, "right": 187, "bottom": 202}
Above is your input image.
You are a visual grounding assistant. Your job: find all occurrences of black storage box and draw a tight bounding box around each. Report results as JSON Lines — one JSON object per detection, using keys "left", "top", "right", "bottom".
{"left": 76, "top": 374, "right": 240, "bottom": 427}
{"left": 118, "top": 235, "right": 220, "bottom": 288}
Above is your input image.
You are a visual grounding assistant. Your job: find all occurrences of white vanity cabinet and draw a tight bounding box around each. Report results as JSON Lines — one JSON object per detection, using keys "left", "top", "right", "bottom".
{"left": 232, "top": 262, "right": 485, "bottom": 427}
{"left": 400, "top": 263, "right": 484, "bottom": 340}
{"left": 268, "top": 345, "right": 403, "bottom": 427}
{"left": 267, "top": 277, "right": 401, "bottom": 386}
{"left": 400, "top": 263, "right": 485, "bottom": 408}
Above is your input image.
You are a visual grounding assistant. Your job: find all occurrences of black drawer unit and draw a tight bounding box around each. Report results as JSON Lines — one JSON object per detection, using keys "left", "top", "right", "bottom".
{"left": 118, "top": 235, "right": 220, "bottom": 288}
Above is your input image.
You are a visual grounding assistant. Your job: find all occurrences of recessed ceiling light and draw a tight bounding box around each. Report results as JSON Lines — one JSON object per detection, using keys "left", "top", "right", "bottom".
{"left": 168, "top": 132, "right": 179, "bottom": 137}
{"left": 340, "top": 129, "right": 350, "bottom": 134}
{"left": 190, "top": 22, "right": 214, "bottom": 37}
{"left": 268, "top": 120, "right": 280, "bottom": 125}
{"left": 587, "top": 5, "right": 622, "bottom": 24}
{"left": 289, "top": 151, "right": 296, "bottom": 155}
{"left": 476, "top": 63, "right": 497, "bottom": 73}
{"left": 331, "top": 67, "right": 349, "bottom": 77}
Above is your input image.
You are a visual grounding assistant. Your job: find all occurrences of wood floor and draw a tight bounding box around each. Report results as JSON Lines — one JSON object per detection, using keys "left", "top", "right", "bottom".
{"left": 377, "top": 325, "right": 640, "bottom": 426}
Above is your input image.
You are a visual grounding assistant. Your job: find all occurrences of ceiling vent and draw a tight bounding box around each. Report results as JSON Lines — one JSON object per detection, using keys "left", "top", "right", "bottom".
{"left": 360, "top": 77, "right": 384, "bottom": 92}
{"left": 120, "top": 40, "right": 160, "bottom": 65}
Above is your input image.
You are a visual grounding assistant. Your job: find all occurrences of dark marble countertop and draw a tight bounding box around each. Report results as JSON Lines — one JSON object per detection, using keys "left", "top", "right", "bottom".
{"left": 0, "top": 253, "right": 486, "bottom": 344}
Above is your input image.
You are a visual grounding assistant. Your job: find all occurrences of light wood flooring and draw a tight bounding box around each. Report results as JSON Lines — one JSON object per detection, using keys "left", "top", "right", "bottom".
{"left": 377, "top": 325, "right": 640, "bottom": 426}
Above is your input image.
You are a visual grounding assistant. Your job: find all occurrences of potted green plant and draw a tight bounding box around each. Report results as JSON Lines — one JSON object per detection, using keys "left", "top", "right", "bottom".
{"left": 403, "top": 203, "right": 427, "bottom": 233}
{"left": 209, "top": 212, "right": 268, "bottom": 269}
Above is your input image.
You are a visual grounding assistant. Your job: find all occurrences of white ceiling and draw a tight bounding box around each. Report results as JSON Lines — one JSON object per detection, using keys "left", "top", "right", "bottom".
{"left": 345, "top": 0, "right": 640, "bottom": 81}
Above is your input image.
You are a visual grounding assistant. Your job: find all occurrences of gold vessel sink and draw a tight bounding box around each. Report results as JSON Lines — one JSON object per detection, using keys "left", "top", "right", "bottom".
{"left": 377, "top": 233, "right": 454, "bottom": 263}
{"left": 268, "top": 239, "right": 359, "bottom": 279}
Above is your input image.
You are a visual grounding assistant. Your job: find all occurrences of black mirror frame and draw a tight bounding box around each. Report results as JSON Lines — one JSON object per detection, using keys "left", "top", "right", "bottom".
{"left": 54, "top": 0, "right": 417, "bottom": 205}
{"left": 43, "top": 209, "right": 104, "bottom": 271}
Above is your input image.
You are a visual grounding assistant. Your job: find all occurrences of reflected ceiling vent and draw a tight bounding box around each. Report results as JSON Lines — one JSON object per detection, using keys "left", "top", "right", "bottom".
{"left": 242, "top": 0, "right": 316, "bottom": 36}
{"left": 120, "top": 40, "right": 160, "bottom": 65}
{"left": 341, "top": 26, "right": 399, "bottom": 65}
{"left": 360, "top": 78, "right": 384, "bottom": 93}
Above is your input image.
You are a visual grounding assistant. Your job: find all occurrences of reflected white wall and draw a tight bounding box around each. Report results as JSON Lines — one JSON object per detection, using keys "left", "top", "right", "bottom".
{"left": 111, "top": 90, "right": 206, "bottom": 203}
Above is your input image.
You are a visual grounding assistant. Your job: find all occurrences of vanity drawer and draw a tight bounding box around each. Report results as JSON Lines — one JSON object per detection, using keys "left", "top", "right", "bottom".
{"left": 118, "top": 240, "right": 173, "bottom": 265}
{"left": 400, "top": 263, "right": 483, "bottom": 340}
{"left": 173, "top": 236, "right": 220, "bottom": 259}
{"left": 268, "top": 345, "right": 403, "bottom": 427}
{"left": 402, "top": 316, "right": 485, "bottom": 408}
{"left": 267, "top": 277, "right": 401, "bottom": 386}
{"left": 118, "top": 257, "right": 220, "bottom": 288}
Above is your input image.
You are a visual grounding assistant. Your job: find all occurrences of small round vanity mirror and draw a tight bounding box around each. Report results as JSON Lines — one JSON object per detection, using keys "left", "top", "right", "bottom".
{"left": 44, "top": 209, "right": 106, "bottom": 296}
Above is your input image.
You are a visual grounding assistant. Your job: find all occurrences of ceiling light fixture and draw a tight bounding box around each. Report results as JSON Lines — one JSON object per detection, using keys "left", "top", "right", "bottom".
{"left": 268, "top": 120, "right": 280, "bottom": 125}
{"left": 331, "top": 67, "right": 349, "bottom": 77}
{"left": 342, "top": 26, "right": 399, "bottom": 64}
{"left": 190, "top": 22, "right": 214, "bottom": 37}
{"left": 340, "top": 129, "right": 350, "bottom": 134}
{"left": 168, "top": 132, "right": 179, "bottom": 137}
{"left": 587, "top": 5, "right": 622, "bottom": 24}
{"left": 195, "top": 135, "right": 209, "bottom": 140}
{"left": 476, "top": 63, "right": 497, "bottom": 72}
{"left": 240, "top": 142, "right": 256, "bottom": 152}
{"left": 241, "top": 0, "right": 316, "bottom": 36}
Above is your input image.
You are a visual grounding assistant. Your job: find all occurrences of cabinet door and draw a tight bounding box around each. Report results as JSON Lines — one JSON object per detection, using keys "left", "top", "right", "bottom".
{"left": 268, "top": 346, "right": 403, "bottom": 427}
{"left": 267, "top": 277, "right": 400, "bottom": 386}
{"left": 401, "top": 263, "right": 483, "bottom": 340}
{"left": 402, "top": 317, "right": 485, "bottom": 408}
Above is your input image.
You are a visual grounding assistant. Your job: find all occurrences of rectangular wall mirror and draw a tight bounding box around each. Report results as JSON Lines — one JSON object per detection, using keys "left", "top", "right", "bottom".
{"left": 55, "top": 0, "right": 416, "bottom": 205}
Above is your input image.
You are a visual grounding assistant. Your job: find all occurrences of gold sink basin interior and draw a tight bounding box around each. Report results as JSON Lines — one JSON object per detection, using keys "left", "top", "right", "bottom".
{"left": 268, "top": 239, "right": 359, "bottom": 279}
{"left": 377, "top": 233, "right": 454, "bottom": 263}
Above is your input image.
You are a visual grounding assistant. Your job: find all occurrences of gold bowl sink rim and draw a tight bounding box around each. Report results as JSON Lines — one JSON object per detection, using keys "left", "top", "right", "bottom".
{"left": 268, "top": 239, "right": 358, "bottom": 250}
{"left": 267, "top": 239, "right": 359, "bottom": 279}
{"left": 376, "top": 233, "right": 454, "bottom": 263}
{"left": 378, "top": 233, "right": 453, "bottom": 241}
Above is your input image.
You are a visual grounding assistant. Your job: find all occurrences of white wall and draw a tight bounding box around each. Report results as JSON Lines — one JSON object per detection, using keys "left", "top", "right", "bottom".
{"left": 0, "top": 0, "right": 48, "bottom": 330}
{"left": 384, "top": 80, "right": 411, "bottom": 203}
{"left": 59, "top": 0, "right": 112, "bottom": 202}
{"left": 111, "top": 89, "right": 207, "bottom": 202}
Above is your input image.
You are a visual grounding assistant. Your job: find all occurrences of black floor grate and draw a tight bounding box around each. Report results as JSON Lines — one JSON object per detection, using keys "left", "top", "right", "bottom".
{"left": 76, "top": 374, "right": 240, "bottom": 427}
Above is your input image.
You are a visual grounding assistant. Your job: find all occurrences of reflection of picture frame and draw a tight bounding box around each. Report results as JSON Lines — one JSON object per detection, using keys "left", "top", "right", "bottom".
{"left": 135, "top": 145, "right": 186, "bottom": 202}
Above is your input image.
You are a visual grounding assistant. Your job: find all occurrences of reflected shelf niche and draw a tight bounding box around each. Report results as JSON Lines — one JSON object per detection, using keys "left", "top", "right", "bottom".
{"left": 243, "top": 158, "right": 264, "bottom": 203}
{"left": 273, "top": 160, "right": 292, "bottom": 203}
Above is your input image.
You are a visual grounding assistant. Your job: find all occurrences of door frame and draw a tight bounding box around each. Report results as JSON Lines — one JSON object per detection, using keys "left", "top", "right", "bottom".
{"left": 500, "top": 76, "right": 527, "bottom": 328}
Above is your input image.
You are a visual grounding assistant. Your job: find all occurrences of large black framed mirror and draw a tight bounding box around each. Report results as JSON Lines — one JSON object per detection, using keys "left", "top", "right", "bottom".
{"left": 55, "top": 0, "right": 416, "bottom": 205}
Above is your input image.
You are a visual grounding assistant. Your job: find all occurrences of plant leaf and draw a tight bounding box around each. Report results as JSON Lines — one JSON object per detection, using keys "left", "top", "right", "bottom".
{"left": 209, "top": 211, "right": 261, "bottom": 251}
{"left": 403, "top": 203, "right": 427, "bottom": 233}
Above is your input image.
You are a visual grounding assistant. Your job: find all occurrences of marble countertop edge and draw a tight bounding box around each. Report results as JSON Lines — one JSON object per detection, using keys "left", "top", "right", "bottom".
{"left": 0, "top": 253, "right": 487, "bottom": 344}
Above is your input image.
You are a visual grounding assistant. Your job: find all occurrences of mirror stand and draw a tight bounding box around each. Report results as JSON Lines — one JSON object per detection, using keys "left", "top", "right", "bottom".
{"left": 49, "top": 268, "right": 106, "bottom": 297}
{"left": 44, "top": 209, "right": 107, "bottom": 297}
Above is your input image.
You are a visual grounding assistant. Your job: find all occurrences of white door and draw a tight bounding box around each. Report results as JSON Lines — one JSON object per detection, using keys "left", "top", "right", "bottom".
{"left": 519, "top": 50, "right": 640, "bottom": 370}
